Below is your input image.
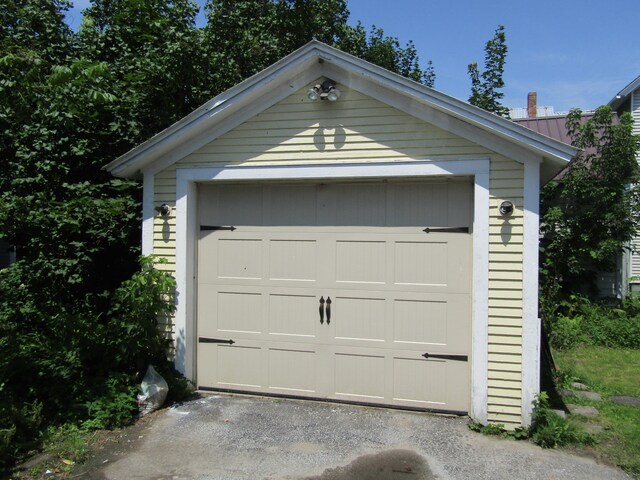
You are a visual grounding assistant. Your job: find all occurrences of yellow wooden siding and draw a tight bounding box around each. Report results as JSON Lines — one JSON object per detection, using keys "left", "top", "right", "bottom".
{"left": 487, "top": 155, "right": 524, "bottom": 424}
{"left": 180, "top": 85, "right": 492, "bottom": 165}
{"left": 153, "top": 165, "right": 177, "bottom": 270}
{"left": 151, "top": 83, "right": 528, "bottom": 426}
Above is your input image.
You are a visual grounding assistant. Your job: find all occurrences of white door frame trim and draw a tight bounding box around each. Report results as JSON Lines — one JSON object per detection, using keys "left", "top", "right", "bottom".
{"left": 175, "top": 158, "right": 490, "bottom": 421}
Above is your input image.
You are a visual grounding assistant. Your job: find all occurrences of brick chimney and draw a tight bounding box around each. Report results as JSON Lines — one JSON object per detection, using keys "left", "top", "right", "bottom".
{"left": 527, "top": 92, "right": 537, "bottom": 118}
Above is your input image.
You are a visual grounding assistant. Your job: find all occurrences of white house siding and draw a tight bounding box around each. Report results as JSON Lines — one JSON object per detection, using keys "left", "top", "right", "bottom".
{"left": 151, "top": 84, "right": 527, "bottom": 425}
{"left": 625, "top": 90, "right": 640, "bottom": 286}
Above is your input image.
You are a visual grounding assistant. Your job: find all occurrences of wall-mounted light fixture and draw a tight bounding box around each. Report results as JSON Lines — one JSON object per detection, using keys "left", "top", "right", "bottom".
{"left": 155, "top": 203, "right": 171, "bottom": 217}
{"left": 307, "top": 79, "right": 341, "bottom": 102}
{"left": 499, "top": 200, "right": 514, "bottom": 217}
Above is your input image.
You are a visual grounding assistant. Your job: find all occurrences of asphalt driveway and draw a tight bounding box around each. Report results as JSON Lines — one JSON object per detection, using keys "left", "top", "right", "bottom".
{"left": 83, "top": 394, "right": 629, "bottom": 480}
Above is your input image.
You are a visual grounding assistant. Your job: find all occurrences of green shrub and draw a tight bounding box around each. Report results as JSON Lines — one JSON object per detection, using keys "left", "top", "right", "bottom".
{"left": 0, "top": 256, "right": 182, "bottom": 467}
{"left": 549, "top": 314, "right": 585, "bottom": 349}
{"left": 82, "top": 374, "right": 139, "bottom": 430}
{"left": 530, "top": 392, "right": 595, "bottom": 448}
{"left": 622, "top": 293, "right": 640, "bottom": 317}
{"left": 546, "top": 295, "right": 640, "bottom": 349}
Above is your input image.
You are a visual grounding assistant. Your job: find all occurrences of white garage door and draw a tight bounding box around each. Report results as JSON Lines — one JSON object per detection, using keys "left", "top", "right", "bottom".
{"left": 196, "top": 180, "right": 472, "bottom": 413}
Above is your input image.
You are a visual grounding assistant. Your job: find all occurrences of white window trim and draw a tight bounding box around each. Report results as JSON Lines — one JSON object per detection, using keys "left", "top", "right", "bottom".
{"left": 175, "top": 158, "right": 490, "bottom": 422}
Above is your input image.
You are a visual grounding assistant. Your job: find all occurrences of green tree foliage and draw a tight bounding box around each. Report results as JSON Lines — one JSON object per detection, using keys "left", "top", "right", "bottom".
{"left": 0, "top": 0, "right": 437, "bottom": 466}
{"left": 200, "top": 0, "right": 349, "bottom": 94}
{"left": 335, "top": 22, "right": 435, "bottom": 87}
{"left": 468, "top": 25, "right": 509, "bottom": 117}
{"left": 201, "top": 0, "right": 435, "bottom": 98}
{"left": 540, "top": 106, "right": 640, "bottom": 311}
{"left": 0, "top": 0, "right": 180, "bottom": 466}
{"left": 79, "top": 0, "right": 203, "bottom": 140}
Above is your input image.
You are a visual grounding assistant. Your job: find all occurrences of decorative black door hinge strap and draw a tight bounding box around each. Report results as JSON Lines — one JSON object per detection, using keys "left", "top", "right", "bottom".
{"left": 199, "top": 337, "right": 235, "bottom": 345}
{"left": 200, "top": 225, "right": 236, "bottom": 231}
{"left": 421, "top": 352, "right": 468, "bottom": 361}
{"left": 423, "top": 227, "right": 469, "bottom": 234}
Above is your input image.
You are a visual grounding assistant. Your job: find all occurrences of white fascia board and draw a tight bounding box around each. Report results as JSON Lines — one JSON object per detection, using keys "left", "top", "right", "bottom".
{"left": 174, "top": 158, "right": 490, "bottom": 423}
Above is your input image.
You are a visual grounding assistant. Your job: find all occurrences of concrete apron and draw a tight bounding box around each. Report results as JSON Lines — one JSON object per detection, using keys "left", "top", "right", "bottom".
{"left": 94, "top": 394, "right": 629, "bottom": 480}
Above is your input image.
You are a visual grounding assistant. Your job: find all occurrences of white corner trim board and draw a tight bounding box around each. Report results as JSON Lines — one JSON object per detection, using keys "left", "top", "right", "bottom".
{"left": 471, "top": 171, "right": 490, "bottom": 424}
{"left": 521, "top": 156, "right": 542, "bottom": 426}
{"left": 174, "top": 158, "right": 491, "bottom": 422}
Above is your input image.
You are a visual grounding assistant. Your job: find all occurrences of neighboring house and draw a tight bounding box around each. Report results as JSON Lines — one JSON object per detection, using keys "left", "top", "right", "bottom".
{"left": 609, "top": 74, "right": 640, "bottom": 293}
{"left": 516, "top": 111, "right": 623, "bottom": 299}
{"left": 105, "top": 41, "right": 576, "bottom": 428}
{"left": 513, "top": 80, "right": 640, "bottom": 298}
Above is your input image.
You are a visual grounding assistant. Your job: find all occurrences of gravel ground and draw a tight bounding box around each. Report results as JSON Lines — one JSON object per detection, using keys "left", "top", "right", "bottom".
{"left": 77, "top": 394, "right": 629, "bottom": 480}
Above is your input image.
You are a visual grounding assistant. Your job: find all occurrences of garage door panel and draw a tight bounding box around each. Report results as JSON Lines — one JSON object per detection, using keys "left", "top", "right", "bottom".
{"left": 335, "top": 240, "right": 386, "bottom": 284}
{"left": 217, "top": 238, "right": 263, "bottom": 280}
{"left": 214, "top": 291, "right": 264, "bottom": 334}
{"left": 392, "top": 355, "right": 469, "bottom": 411}
{"left": 198, "top": 285, "right": 264, "bottom": 337}
{"left": 269, "top": 239, "right": 317, "bottom": 281}
{"left": 268, "top": 348, "right": 318, "bottom": 393}
{"left": 333, "top": 352, "right": 386, "bottom": 400}
{"left": 394, "top": 241, "right": 448, "bottom": 286}
{"left": 393, "top": 298, "right": 447, "bottom": 345}
{"left": 446, "top": 181, "right": 474, "bottom": 227}
{"left": 332, "top": 296, "right": 385, "bottom": 342}
{"left": 268, "top": 293, "right": 320, "bottom": 339}
{"left": 216, "top": 344, "right": 264, "bottom": 388}
{"left": 265, "top": 184, "right": 317, "bottom": 226}
{"left": 393, "top": 294, "right": 469, "bottom": 352}
{"left": 197, "top": 343, "right": 265, "bottom": 390}
{"left": 199, "top": 184, "right": 264, "bottom": 226}
{"left": 331, "top": 183, "right": 387, "bottom": 227}
{"left": 390, "top": 183, "right": 450, "bottom": 227}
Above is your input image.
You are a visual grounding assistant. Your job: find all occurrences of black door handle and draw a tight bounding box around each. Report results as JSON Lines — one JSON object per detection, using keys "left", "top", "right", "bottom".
{"left": 325, "top": 297, "right": 331, "bottom": 324}
{"left": 422, "top": 352, "right": 468, "bottom": 361}
{"left": 319, "top": 296, "right": 325, "bottom": 324}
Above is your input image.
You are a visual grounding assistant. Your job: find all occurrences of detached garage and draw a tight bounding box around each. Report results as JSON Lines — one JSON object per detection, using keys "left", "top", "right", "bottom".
{"left": 106, "top": 41, "right": 577, "bottom": 427}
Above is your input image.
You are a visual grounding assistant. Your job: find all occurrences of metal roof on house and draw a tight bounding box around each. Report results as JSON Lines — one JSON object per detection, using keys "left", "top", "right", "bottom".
{"left": 512, "top": 114, "right": 593, "bottom": 146}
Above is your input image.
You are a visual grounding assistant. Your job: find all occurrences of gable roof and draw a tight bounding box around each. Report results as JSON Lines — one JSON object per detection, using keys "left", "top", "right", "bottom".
{"left": 105, "top": 40, "right": 578, "bottom": 180}
{"left": 609, "top": 74, "right": 640, "bottom": 110}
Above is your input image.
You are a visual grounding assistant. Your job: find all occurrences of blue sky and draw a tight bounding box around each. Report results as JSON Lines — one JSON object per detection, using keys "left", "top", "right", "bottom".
{"left": 66, "top": 0, "right": 640, "bottom": 113}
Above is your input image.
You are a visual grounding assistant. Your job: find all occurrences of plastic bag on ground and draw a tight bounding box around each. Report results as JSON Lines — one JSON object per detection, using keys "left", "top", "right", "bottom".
{"left": 137, "top": 365, "right": 169, "bottom": 416}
